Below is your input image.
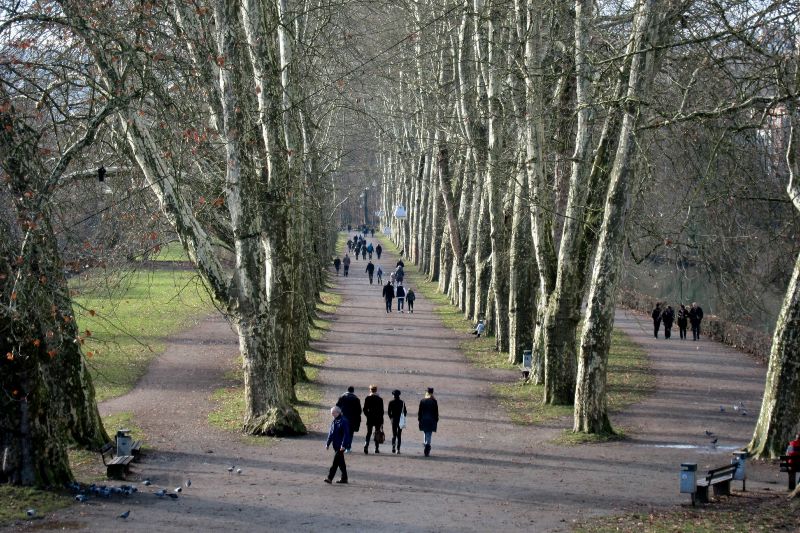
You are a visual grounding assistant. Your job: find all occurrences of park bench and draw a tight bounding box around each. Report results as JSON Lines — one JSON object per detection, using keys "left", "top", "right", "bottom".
{"left": 695, "top": 463, "right": 738, "bottom": 503}
{"left": 130, "top": 439, "right": 143, "bottom": 462}
{"left": 100, "top": 442, "right": 134, "bottom": 480}
{"left": 779, "top": 456, "right": 799, "bottom": 491}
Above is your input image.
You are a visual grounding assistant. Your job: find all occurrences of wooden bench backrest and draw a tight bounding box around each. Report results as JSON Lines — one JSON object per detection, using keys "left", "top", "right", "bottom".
{"left": 705, "top": 464, "right": 737, "bottom": 482}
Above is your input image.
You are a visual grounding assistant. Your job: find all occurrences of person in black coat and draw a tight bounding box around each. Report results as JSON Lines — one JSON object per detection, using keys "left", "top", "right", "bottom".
{"left": 376, "top": 243, "right": 383, "bottom": 260}
{"left": 365, "top": 261, "right": 375, "bottom": 285}
{"left": 324, "top": 406, "right": 351, "bottom": 484}
{"left": 362, "top": 385, "right": 384, "bottom": 454}
{"left": 382, "top": 281, "right": 395, "bottom": 313}
{"left": 677, "top": 304, "right": 689, "bottom": 340}
{"left": 651, "top": 303, "right": 662, "bottom": 338}
{"left": 335, "top": 386, "right": 362, "bottom": 452}
{"left": 387, "top": 390, "right": 408, "bottom": 454}
{"left": 418, "top": 387, "right": 439, "bottom": 457}
{"left": 689, "top": 302, "right": 704, "bottom": 340}
{"left": 333, "top": 257, "right": 341, "bottom": 276}
{"left": 662, "top": 305, "right": 675, "bottom": 339}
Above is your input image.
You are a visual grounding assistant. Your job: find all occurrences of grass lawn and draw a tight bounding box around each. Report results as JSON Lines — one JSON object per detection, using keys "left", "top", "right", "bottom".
{"left": 72, "top": 265, "right": 215, "bottom": 401}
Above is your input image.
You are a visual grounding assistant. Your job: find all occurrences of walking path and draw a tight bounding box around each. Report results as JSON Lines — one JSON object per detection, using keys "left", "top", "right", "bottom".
{"left": 9, "top": 236, "right": 777, "bottom": 532}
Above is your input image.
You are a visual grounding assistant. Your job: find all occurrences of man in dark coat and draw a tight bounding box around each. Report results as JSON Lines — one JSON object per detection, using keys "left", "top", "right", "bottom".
{"left": 382, "top": 280, "right": 395, "bottom": 313}
{"left": 651, "top": 303, "right": 662, "bottom": 339}
{"left": 376, "top": 243, "right": 382, "bottom": 260}
{"left": 324, "top": 406, "right": 351, "bottom": 484}
{"left": 387, "top": 390, "right": 407, "bottom": 454}
{"left": 365, "top": 261, "right": 375, "bottom": 285}
{"left": 333, "top": 257, "right": 341, "bottom": 276}
{"left": 336, "top": 386, "right": 361, "bottom": 452}
{"left": 662, "top": 305, "right": 675, "bottom": 339}
{"left": 342, "top": 254, "right": 350, "bottom": 277}
{"left": 689, "top": 302, "right": 704, "bottom": 340}
{"left": 362, "top": 385, "right": 384, "bottom": 454}
{"left": 677, "top": 304, "right": 689, "bottom": 340}
{"left": 418, "top": 387, "right": 439, "bottom": 457}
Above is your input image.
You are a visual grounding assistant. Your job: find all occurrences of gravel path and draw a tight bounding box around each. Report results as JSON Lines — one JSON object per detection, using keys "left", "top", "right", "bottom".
{"left": 6, "top": 240, "right": 780, "bottom": 532}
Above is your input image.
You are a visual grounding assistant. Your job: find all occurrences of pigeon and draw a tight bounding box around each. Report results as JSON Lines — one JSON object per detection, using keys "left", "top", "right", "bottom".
{"left": 75, "top": 495, "right": 88, "bottom": 503}
{"left": 26, "top": 509, "right": 36, "bottom": 517}
{"left": 705, "top": 430, "right": 714, "bottom": 437}
{"left": 710, "top": 437, "right": 718, "bottom": 445}
{"left": 174, "top": 487, "right": 182, "bottom": 493}
{"left": 167, "top": 493, "right": 179, "bottom": 499}
{"left": 719, "top": 406, "right": 725, "bottom": 412}
{"left": 236, "top": 468, "right": 242, "bottom": 475}
{"left": 742, "top": 410, "right": 748, "bottom": 416}
{"left": 118, "top": 510, "right": 130, "bottom": 519}
{"left": 154, "top": 489, "right": 166, "bottom": 498}
{"left": 185, "top": 479, "right": 192, "bottom": 488}
{"left": 227, "top": 466, "right": 235, "bottom": 474}
{"left": 733, "top": 404, "right": 739, "bottom": 411}
{"left": 142, "top": 479, "right": 152, "bottom": 486}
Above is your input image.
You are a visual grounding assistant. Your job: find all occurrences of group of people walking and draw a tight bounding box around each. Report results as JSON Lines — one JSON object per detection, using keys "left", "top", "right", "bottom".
{"left": 651, "top": 301, "right": 704, "bottom": 340}
{"left": 381, "top": 260, "right": 415, "bottom": 313}
{"left": 325, "top": 385, "right": 440, "bottom": 484}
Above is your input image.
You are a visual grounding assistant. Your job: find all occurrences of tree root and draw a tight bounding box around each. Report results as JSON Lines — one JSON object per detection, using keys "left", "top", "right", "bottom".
{"left": 243, "top": 405, "right": 307, "bottom": 437}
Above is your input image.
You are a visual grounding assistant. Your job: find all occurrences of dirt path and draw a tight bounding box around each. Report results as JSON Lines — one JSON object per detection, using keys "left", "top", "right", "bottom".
{"left": 8, "top": 238, "right": 780, "bottom": 532}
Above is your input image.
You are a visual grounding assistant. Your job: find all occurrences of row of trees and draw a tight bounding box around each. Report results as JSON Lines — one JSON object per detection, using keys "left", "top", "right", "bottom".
{"left": 369, "top": 0, "right": 800, "bottom": 451}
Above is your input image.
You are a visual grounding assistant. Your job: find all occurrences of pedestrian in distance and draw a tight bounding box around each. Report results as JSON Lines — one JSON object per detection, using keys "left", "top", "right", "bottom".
{"left": 342, "top": 254, "right": 351, "bottom": 277}
{"left": 662, "top": 305, "right": 675, "bottom": 339}
{"left": 362, "top": 385, "right": 384, "bottom": 454}
{"left": 376, "top": 265, "right": 383, "bottom": 285}
{"left": 677, "top": 304, "right": 689, "bottom": 340}
{"left": 376, "top": 243, "right": 383, "bottom": 260}
{"left": 689, "top": 302, "right": 704, "bottom": 341}
{"left": 418, "top": 387, "right": 439, "bottom": 457}
{"left": 406, "top": 287, "right": 415, "bottom": 313}
{"left": 367, "top": 242, "right": 374, "bottom": 259}
{"left": 472, "top": 319, "right": 485, "bottom": 338}
{"left": 346, "top": 239, "right": 353, "bottom": 252}
{"left": 387, "top": 390, "right": 407, "bottom": 454}
{"left": 361, "top": 245, "right": 367, "bottom": 261}
{"left": 652, "top": 302, "right": 662, "bottom": 338}
{"left": 389, "top": 270, "right": 396, "bottom": 287}
{"left": 347, "top": 224, "right": 352, "bottom": 232}
{"left": 371, "top": 228, "right": 375, "bottom": 237}
{"left": 395, "top": 264, "right": 405, "bottom": 284}
{"left": 396, "top": 259, "right": 405, "bottom": 268}
{"left": 333, "top": 256, "right": 341, "bottom": 276}
{"left": 324, "top": 406, "right": 351, "bottom": 484}
{"left": 382, "top": 280, "right": 395, "bottom": 313}
{"left": 336, "top": 386, "right": 362, "bottom": 453}
{"left": 366, "top": 260, "right": 375, "bottom": 285}
{"left": 396, "top": 284, "right": 406, "bottom": 312}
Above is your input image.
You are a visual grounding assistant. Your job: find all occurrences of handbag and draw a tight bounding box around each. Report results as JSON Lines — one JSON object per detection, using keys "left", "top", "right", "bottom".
{"left": 399, "top": 402, "right": 407, "bottom": 429}
{"left": 376, "top": 427, "right": 385, "bottom": 444}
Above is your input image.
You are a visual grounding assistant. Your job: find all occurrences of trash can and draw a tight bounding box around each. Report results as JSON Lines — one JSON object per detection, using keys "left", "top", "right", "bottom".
{"left": 116, "top": 429, "right": 133, "bottom": 456}
{"left": 731, "top": 451, "right": 747, "bottom": 490}
{"left": 522, "top": 350, "right": 532, "bottom": 370}
{"left": 680, "top": 463, "right": 697, "bottom": 494}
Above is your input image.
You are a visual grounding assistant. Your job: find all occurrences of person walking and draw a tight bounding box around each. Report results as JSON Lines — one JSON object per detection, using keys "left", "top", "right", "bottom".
{"left": 342, "top": 254, "right": 351, "bottom": 277}
{"left": 689, "top": 302, "right": 704, "bottom": 340}
{"left": 354, "top": 241, "right": 362, "bottom": 260}
{"left": 365, "top": 261, "right": 375, "bottom": 285}
{"left": 382, "top": 280, "right": 395, "bottom": 313}
{"left": 376, "top": 243, "right": 383, "bottom": 260}
{"left": 406, "top": 287, "right": 416, "bottom": 313}
{"left": 335, "top": 386, "right": 362, "bottom": 452}
{"left": 387, "top": 390, "right": 407, "bottom": 454}
{"left": 370, "top": 228, "right": 375, "bottom": 237}
{"left": 651, "top": 303, "right": 662, "bottom": 339}
{"left": 389, "top": 270, "right": 396, "bottom": 287}
{"left": 333, "top": 256, "right": 341, "bottom": 276}
{"left": 376, "top": 265, "right": 383, "bottom": 285}
{"left": 395, "top": 264, "right": 405, "bottom": 284}
{"left": 361, "top": 245, "right": 367, "bottom": 261}
{"left": 662, "top": 305, "right": 675, "bottom": 339}
{"left": 396, "top": 284, "right": 406, "bottom": 313}
{"left": 677, "top": 304, "right": 689, "bottom": 340}
{"left": 418, "top": 387, "right": 439, "bottom": 457}
{"left": 324, "top": 406, "right": 351, "bottom": 484}
{"left": 367, "top": 242, "right": 374, "bottom": 259}
{"left": 362, "top": 385, "right": 384, "bottom": 454}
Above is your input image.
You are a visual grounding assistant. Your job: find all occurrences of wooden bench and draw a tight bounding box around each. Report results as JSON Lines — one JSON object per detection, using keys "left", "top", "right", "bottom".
{"left": 779, "top": 455, "right": 799, "bottom": 491}
{"left": 130, "top": 440, "right": 143, "bottom": 462}
{"left": 695, "top": 464, "right": 738, "bottom": 503}
{"left": 100, "top": 442, "right": 134, "bottom": 480}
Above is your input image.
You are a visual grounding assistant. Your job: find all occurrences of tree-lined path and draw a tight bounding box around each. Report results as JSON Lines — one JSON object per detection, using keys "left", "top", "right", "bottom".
{"left": 12, "top": 238, "right": 775, "bottom": 532}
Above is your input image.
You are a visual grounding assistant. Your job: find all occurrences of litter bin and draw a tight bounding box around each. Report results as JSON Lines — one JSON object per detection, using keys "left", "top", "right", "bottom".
{"left": 731, "top": 451, "right": 748, "bottom": 490}
{"left": 680, "top": 463, "right": 697, "bottom": 501}
{"left": 116, "top": 429, "right": 133, "bottom": 456}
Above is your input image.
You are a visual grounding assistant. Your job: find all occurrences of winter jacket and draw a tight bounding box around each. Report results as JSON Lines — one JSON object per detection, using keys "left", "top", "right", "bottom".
{"left": 677, "top": 308, "right": 688, "bottom": 327}
{"left": 662, "top": 307, "right": 675, "bottom": 326}
{"left": 382, "top": 284, "right": 395, "bottom": 301}
{"left": 689, "top": 306, "right": 704, "bottom": 325}
{"left": 362, "top": 394, "right": 385, "bottom": 425}
{"left": 406, "top": 290, "right": 416, "bottom": 303}
{"left": 376, "top": 245, "right": 382, "bottom": 255}
{"left": 651, "top": 307, "right": 662, "bottom": 322}
{"left": 396, "top": 286, "right": 406, "bottom": 299}
{"left": 787, "top": 438, "right": 800, "bottom": 467}
{"left": 366, "top": 263, "right": 375, "bottom": 274}
{"left": 333, "top": 258, "right": 341, "bottom": 268}
{"left": 387, "top": 398, "right": 407, "bottom": 423}
{"left": 336, "top": 392, "right": 362, "bottom": 432}
{"left": 418, "top": 397, "right": 439, "bottom": 433}
{"left": 343, "top": 256, "right": 351, "bottom": 266}
{"left": 395, "top": 266, "right": 405, "bottom": 283}
{"left": 367, "top": 244, "right": 374, "bottom": 253}
{"left": 326, "top": 415, "right": 352, "bottom": 451}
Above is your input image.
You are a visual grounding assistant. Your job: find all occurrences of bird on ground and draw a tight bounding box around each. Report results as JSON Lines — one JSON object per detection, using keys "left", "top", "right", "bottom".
{"left": 26, "top": 509, "right": 36, "bottom": 517}
{"left": 75, "top": 495, "right": 88, "bottom": 503}
{"left": 227, "top": 466, "right": 235, "bottom": 474}
{"left": 705, "top": 430, "right": 714, "bottom": 437}
{"left": 154, "top": 489, "right": 166, "bottom": 498}
{"left": 236, "top": 468, "right": 242, "bottom": 475}
{"left": 118, "top": 510, "right": 130, "bottom": 520}
{"left": 185, "top": 479, "right": 191, "bottom": 488}
{"left": 742, "top": 410, "right": 748, "bottom": 416}
{"left": 174, "top": 487, "right": 182, "bottom": 493}
{"left": 710, "top": 437, "right": 718, "bottom": 445}
{"left": 142, "top": 479, "right": 152, "bottom": 486}
{"left": 719, "top": 406, "right": 725, "bottom": 412}
{"left": 733, "top": 404, "right": 739, "bottom": 411}
{"left": 167, "top": 493, "right": 179, "bottom": 499}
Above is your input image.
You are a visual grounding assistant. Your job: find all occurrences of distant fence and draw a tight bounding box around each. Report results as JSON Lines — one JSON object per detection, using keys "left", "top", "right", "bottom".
{"left": 617, "top": 287, "right": 773, "bottom": 363}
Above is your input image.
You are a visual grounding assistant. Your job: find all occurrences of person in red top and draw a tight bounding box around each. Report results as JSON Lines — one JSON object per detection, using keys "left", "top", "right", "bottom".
{"left": 788, "top": 433, "right": 800, "bottom": 467}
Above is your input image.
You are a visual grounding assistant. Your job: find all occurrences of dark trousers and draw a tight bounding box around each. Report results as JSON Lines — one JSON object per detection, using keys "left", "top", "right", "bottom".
{"left": 385, "top": 299, "right": 393, "bottom": 313}
{"left": 365, "top": 423, "right": 381, "bottom": 449}
{"left": 377, "top": 252, "right": 382, "bottom": 259}
{"left": 653, "top": 320, "right": 661, "bottom": 338}
{"left": 327, "top": 450, "right": 347, "bottom": 481}
{"left": 408, "top": 300, "right": 414, "bottom": 313}
{"left": 343, "top": 266, "right": 349, "bottom": 277}
{"left": 678, "top": 324, "right": 687, "bottom": 339}
{"left": 664, "top": 323, "right": 672, "bottom": 339}
{"left": 692, "top": 322, "right": 701, "bottom": 340}
{"left": 368, "top": 273, "right": 373, "bottom": 284}
{"left": 397, "top": 297, "right": 405, "bottom": 311}
{"left": 334, "top": 266, "right": 340, "bottom": 276}
{"left": 391, "top": 421, "right": 402, "bottom": 450}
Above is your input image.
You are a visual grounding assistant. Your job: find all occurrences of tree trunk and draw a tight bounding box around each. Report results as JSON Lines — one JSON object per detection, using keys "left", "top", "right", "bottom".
{"left": 508, "top": 165, "right": 535, "bottom": 364}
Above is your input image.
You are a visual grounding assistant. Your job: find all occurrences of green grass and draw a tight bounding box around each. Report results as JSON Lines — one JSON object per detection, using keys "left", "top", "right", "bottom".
{"left": 71, "top": 268, "right": 215, "bottom": 401}
{"left": 0, "top": 486, "right": 71, "bottom": 526}
{"left": 318, "top": 291, "right": 343, "bottom": 314}
{"left": 149, "top": 241, "right": 191, "bottom": 262}
{"left": 68, "top": 411, "right": 144, "bottom": 482}
{"left": 573, "top": 490, "right": 800, "bottom": 532}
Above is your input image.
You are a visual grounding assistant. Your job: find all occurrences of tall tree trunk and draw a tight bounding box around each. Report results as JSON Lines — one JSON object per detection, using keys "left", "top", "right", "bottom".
{"left": 508, "top": 165, "right": 535, "bottom": 364}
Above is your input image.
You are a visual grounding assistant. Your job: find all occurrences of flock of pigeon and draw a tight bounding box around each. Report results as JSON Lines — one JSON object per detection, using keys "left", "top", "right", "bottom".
{"left": 25, "top": 465, "right": 245, "bottom": 522}
{"left": 706, "top": 401, "right": 748, "bottom": 447}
